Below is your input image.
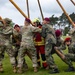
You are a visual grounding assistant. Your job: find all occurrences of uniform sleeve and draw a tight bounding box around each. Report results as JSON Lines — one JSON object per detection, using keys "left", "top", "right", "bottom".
{"left": 41, "top": 25, "right": 47, "bottom": 38}
{"left": 2, "top": 27, "right": 13, "bottom": 35}
{"left": 68, "top": 28, "right": 75, "bottom": 35}
{"left": 30, "top": 25, "right": 41, "bottom": 33}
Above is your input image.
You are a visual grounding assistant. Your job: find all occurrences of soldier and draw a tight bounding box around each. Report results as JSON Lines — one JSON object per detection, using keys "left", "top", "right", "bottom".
{"left": 11, "top": 24, "right": 22, "bottom": 73}
{"left": 64, "top": 37, "right": 75, "bottom": 62}
{"left": 0, "top": 19, "right": 6, "bottom": 73}
{"left": 1, "top": 18, "right": 16, "bottom": 73}
{"left": 52, "top": 30, "right": 75, "bottom": 72}
{"left": 17, "top": 18, "right": 41, "bottom": 73}
{"left": 41, "top": 17, "right": 59, "bottom": 74}
{"left": 68, "top": 26, "right": 75, "bottom": 54}
{"left": 33, "top": 18, "right": 48, "bottom": 69}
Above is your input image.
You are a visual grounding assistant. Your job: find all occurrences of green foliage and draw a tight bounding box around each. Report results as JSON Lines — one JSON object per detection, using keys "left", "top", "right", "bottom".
{"left": 63, "top": 27, "right": 69, "bottom": 36}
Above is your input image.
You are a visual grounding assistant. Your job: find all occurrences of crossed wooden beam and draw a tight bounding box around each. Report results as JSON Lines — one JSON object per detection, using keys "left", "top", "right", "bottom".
{"left": 70, "top": 0, "right": 75, "bottom": 6}
{"left": 56, "top": 0, "right": 75, "bottom": 27}
{"left": 9, "top": 0, "right": 44, "bottom": 25}
{"left": 9, "top": 0, "right": 75, "bottom": 27}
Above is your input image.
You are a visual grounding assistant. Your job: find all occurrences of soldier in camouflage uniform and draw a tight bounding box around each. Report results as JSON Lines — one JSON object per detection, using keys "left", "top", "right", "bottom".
{"left": 10, "top": 24, "right": 22, "bottom": 73}
{"left": 68, "top": 26, "right": 75, "bottom": 54}
{"left": 64, "top": 27, "right": 75, "bottom": 62}
{"left": 1, "top": 18, "right": 16, "bottom": 73}
{"left": 17, "top": 18, "right": 41, "bottom": 73}
{"left": 0, "top": 20, "right": 6, "bottom": 72}
{"left": 52, "top": 30, "right": 75, "bottom": 72}
{"left": 41, "top": 17, "right": 59, "bottom": 74}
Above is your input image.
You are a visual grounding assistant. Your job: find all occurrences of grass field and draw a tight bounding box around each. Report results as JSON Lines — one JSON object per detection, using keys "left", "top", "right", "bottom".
{"left": 1, "top": 49, "right": 75, "bottom": 75}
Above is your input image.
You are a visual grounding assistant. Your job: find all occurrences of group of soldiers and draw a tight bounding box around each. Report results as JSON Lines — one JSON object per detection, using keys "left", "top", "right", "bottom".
{"left": 0, "top": 17, "right": 75, "bottom": 74}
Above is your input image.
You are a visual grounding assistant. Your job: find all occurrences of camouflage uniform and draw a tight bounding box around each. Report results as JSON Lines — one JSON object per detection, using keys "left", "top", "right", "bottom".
{"left": 41, "top": 23, "right": 58, "bottom": 72}
{"left": 0, "top": 21, "right": 6, "bottom": 72}
{"left": 66, "top": 27, "right": 75, "bottom": 61}
{"left": 1, "top": 18, "right": 17, "bottom": 72}
{"left": 53, "top": 36, "right": 74, "bottom": 71}
{"left": 17, "top": 25, "right": 41, "bottom": 72}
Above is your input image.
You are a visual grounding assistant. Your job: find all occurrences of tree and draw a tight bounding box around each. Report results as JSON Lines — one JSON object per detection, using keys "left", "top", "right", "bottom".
{"left": 50, "top": 15, "right": 59, "bottom": 26}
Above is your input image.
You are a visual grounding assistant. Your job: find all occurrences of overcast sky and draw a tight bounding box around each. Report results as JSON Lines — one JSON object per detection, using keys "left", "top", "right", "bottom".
{"left": 0, "top": 0, "right": 75, "bottom": 25}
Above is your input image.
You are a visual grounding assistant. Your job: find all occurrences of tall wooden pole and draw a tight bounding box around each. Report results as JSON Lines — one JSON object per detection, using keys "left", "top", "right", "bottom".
{"left": 70, "top": 0, "right": 75, "bottom": 6}
{"left": 37, "top": 0, "right": 44, "bottom": 20}
{"left": 56, "top": 0, "right": 75, "bottom": 27}
{"left": 26, "top": 0, "right": 30, "bottom": 18}
{"left": 9, "top": 0, "right": 33, "bottom": 25}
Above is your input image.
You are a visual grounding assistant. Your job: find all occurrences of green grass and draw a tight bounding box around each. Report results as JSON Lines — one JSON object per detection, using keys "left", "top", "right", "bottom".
{"left": 1, "top": 50, "right": 75, "bottom": 75}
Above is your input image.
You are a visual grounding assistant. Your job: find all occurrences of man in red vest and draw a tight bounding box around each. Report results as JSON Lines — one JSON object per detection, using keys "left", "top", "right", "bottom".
{"left": 33, "top": 18, "right": 48, "bottom": 69}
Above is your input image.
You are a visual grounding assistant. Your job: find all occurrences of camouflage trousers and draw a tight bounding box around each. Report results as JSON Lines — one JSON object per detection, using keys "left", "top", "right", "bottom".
{"left": 17, "top": 44, "right": 37, "bottom": 68}
{"left": 0, "top": 46, "right": 5, "bottom": 66}
{"left": 68, "top": 42, "right": 75, "bottom": 53}
{"left": 45, "top": 42, "right": 58, "bottom": 69}
{"left": 65, "top": 53, "right": 75, "bottom": 61}
{"left": 3, "top": 40, "right": 18, "bottom": 67}
{"left": 52, "top": 46, "right": 73, "bottom": 68}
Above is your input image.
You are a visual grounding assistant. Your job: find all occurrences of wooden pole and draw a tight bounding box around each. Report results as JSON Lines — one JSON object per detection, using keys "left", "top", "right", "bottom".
{"left": 37, "top": 0, "right": 44, "bottom": 20}
{"left": 0, "top": 16, "right": 6, "bottom": 25}
{"left": 0, "top": 16, "right": 3, "bottom": 20}
{"left": 9, "top": 0, "right": 33, "bottom": 25}
{"left": 56, "top": 0, "right": 75, "bottom": 27}
{"left": 70, "top": 0, "right": 75, "bottom": 6}
{"left": 55, "top": 49, "right": 65, "bottom": 59}
{"left": 26, "top": 0, "right": 30, "bottom": 18}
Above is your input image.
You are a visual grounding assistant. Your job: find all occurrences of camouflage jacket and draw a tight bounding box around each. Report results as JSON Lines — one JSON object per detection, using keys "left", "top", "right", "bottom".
{"left": 21, "top": 25, "right": 41, "bottom": 47}
{"left": 41, "top": 24, "right": 56, "bottom": 44}
{"left": 68, "top": 27, "right": 75, "bottom": 42}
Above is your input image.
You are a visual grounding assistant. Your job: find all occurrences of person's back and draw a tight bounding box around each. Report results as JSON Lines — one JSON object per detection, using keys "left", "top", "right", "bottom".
{"left": 41, "top": 17, "right": 59, "bottom": 74}
{"left": 42, "top": 23, "right": 56, "bottom": 44}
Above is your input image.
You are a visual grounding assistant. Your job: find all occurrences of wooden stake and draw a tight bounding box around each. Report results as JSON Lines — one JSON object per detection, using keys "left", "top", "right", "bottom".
{"left": 70, "top": 0, "right": 75, "bottom": 6}
{"left": 9, "top": 0, "right": 33, "bottom": 25}
{"left": 37, "top": 0, "right": 44, "bottom": 20}
{"left": 26, "top": 0, "right": 30, "bottom": 18}
{"left": 56, "top": 0, "right": 75, "bottom": 27}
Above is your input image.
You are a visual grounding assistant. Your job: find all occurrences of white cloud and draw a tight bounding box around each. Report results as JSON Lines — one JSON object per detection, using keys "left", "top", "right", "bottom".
{"left": 0, "top": 0, "right": 75, "bottom": 25}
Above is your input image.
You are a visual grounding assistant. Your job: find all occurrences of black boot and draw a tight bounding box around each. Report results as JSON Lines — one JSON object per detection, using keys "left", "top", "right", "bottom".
{"left": 49, "top": 68, "right": 59, "bottom": 74}
{"left": 65, "top": 67, "right": 75, "bottom": 72}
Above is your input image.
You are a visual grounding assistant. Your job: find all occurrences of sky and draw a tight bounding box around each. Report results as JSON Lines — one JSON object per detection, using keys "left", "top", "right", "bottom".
{"left": 0, "top": 0, "right": 75, "bottom": 25}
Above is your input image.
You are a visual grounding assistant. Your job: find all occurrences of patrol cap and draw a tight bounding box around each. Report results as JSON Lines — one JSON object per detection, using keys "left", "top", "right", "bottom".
{"left": 25, "top": 18, "right": 31, "bottom": 23}
{"left": 4, "top": 18, "right": 12, "bottom": 24}
{"left": 55, "top": 29, "right": 62, "bottom": 37}
{"left": 44, "top": 17, "right": 50, "bottom": 22}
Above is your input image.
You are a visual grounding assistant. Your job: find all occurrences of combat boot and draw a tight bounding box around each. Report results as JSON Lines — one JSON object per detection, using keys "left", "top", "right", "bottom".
{"left": 37, "top": 62, "right": 41, "bottom": 68}
{"left": 0, "top": 65, "right": 4, "bottom": 73}
{"left": 49, "top": 68, "right": 59, "bottom": 74}
{"left": 33, "top": 67, "right": 38, "bottom": 72}
{"left": 65, "top": 66, "right": 75, "bottom": 72}
{"left": 17, "top": 67, "right": 23, "bottom": 74}
{"left": 13, "top": 66, "right": 17, "bottom": 73}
